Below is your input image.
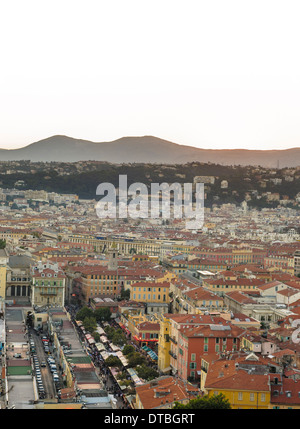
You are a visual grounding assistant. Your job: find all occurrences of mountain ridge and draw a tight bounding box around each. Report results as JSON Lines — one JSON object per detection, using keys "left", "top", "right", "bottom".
{"left": 0, "top": 135, "right": 299, "bottom": 167}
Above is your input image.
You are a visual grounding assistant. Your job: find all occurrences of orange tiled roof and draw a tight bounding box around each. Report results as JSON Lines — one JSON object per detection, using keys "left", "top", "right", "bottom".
{"left": 136, "top": 376, "right": 199, "bottom": 409}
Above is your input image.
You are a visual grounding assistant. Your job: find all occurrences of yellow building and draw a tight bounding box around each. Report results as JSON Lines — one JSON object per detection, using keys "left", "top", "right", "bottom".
{"left": 232, "top": 249, "right": 253, "bottom": 265}
{"left": 156, "top": 270, "right": 177, "bottom": 283}
{"left": 204, "top": 358, "right": 271, "bottom": 409}
{"left": 124, "top": 312, "right": 160, "bottom": 346}
{"left": 0, "top": 266, "right": 6, "bottom": 299}
{"left": 264, "top": 254, "right": 294, "bottom": 274}
{"left": 130, "top": 281, "right": 170, "bottom": 305}
{"left": 206, "top": 383, "right": 270, "bottom": 409}
{"left": 157, "top": 314, "right": 172, "bottom": 372}
{"left": 203, "top": 277, "right": 264, "bottom": 295}
{"left": 68, "top": 234, "right": 162, "bottom": 256}
{"left": 162, "top": 257, "right": 187, "bottom": 275}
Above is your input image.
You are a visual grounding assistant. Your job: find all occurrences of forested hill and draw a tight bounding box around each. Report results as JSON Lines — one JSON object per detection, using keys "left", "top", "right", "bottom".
{"left": 2, "top": 161, "right": 300, "bottom": 208}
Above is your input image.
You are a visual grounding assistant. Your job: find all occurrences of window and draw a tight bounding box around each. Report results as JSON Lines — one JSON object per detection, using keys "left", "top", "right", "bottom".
{"left": 191, "top": 353, "right": 196, "bottom": 361}
{"left": 238, "top": 392, "right": 243, "bottom": 401}
{"left": 250, "top": 393, "right": 255, "bottom": 401}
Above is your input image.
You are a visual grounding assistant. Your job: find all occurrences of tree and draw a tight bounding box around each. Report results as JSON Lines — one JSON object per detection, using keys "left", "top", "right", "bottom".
{"left": 94, "top": 307, "right": 111, "bottom": 322}
{"left": 105, "top": 355, "right": 123, "bottom": 368}
{"left": 104, "top": 325, "right": 115, "bottom": 340}
{"left": 83, "top": 316, "right": 97, "bottom": 334}
{"left": 121, "top": 288, "right": 130, "bottom": 300}
{"left": 26, "top": 311, "right": 34, "bottom": 328}
{"left": 122, "top": 344, "right": 135, "bottom": 356}
{"left": 173, "top": 393, "right": 231, "bottom": 409}
{"left": 93, "top": 331, "right": 100, "bottom": 342}
{"left": 0, "top": 239, "right": 6, "bottom": 249}
{"left": 136, "top": 364, "right": 159, "bottom": 381}
{"left": 127, "top": 352, "right": 146, "bottom": 367}
{"left": 111, "top": 331, "right": 127, "bottom": 347}
{"left": 75, "top": 306, "right": 93, "bottom": 321}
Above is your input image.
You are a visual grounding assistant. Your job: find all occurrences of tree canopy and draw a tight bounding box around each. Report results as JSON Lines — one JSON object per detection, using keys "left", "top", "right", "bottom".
{"left": 173, "top": 393, "right": 231, "bottom": 409}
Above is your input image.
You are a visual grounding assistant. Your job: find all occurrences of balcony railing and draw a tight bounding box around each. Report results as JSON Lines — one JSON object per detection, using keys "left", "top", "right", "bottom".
{"left": 40, "top": 291, "right": 58, "bottom": 296}
{"left": 169, "top": 336, "right": 177, "bottom": 345}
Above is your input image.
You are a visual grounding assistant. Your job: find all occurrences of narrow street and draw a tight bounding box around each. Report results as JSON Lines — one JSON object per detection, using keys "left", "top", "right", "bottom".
{"left": 30, "top": 329, "right": 56, "bottom": 400}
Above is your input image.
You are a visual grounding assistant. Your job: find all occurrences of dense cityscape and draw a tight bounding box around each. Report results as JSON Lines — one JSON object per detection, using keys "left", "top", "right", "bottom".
{"left": 2, "top": 0, "right": 300, "bottom": 421}
{"left": 0, "top": 167, "right": 299, "bottom": 410}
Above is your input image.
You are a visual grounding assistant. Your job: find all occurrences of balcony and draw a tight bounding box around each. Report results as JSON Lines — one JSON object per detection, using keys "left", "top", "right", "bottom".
{"left": 169, "top": 336, "right": 177, "bottom": 345}
{"left": 40, "top": 290, "right": 58, "bottom": 296}
{"left": 169, "top": 350, "right": 177, "bottom": 359}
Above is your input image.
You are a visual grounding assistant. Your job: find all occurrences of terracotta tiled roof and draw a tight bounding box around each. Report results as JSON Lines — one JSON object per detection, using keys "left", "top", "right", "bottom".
{"left": 258, "top": 281, "right": 283, "bottom": 291}
{"left": 135, "top": 376, "right": 199, "bottom": 409}
{"left": 271, "top": 378, "right": 300, "bottom": 405}
{"left": 205, "top": 366, "right": 270, "bottom": 392}
{"left": 225, "top": 291, "right": 257, "bottom": 304}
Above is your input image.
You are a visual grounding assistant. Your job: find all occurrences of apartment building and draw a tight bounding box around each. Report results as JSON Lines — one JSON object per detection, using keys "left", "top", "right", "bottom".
{"left": 294, "top": 250, "right": 300, "bottom": 277}
{"left": 203, "top": 277, "right": 265, "bottom": 296}
{"left": 70, "top": 266, "right": 121, "bottom": 305}
{"left": 31, "top": 267, "right": 66, "bottom": 307}
{"left": 175, "top": 323, "right": 244, "bottom": 381}
{"left": 129, "top": 281, "right": 170, "bottom": 305}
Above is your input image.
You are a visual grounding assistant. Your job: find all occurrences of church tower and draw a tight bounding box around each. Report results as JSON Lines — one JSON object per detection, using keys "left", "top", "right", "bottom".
{"left": 108, "top": 243, "right": 118, "bottom": 271}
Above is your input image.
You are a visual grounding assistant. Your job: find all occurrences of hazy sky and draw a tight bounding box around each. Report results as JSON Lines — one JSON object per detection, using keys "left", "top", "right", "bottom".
{"left": 1, "top": 0, "right": 300, "bottom": 150}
